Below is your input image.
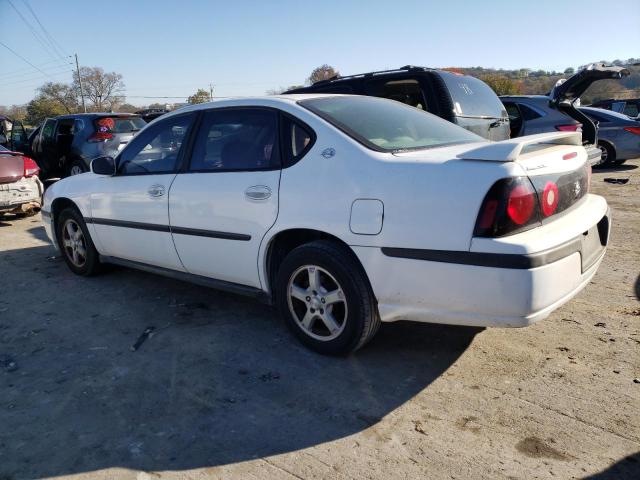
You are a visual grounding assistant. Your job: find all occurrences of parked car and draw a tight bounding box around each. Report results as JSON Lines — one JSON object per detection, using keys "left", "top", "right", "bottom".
{"left": 41, "top": 95, "right": 610, "bottom": 354}
{"left": 501, "top": 63, "right": 630, "bottom": 165}
{"left": 135, "top": 108, "right": 169, "bottom": 123}
{"left": 589, "top": 98, "right": 640, "bottom": 120}
{"left": 30, "top": 113, "right": 146, "bottom": 178}
{"left": 285, "top": 65, "right": 510, "bottom": 141}
{"left": 578, "top": 106, "right": 640, "bottom": 165}
{"left": 0, "top": 115, "right": 29, "bottom": 153}
{"left": 0, "top": 145, "right": 43, "bottom": 216}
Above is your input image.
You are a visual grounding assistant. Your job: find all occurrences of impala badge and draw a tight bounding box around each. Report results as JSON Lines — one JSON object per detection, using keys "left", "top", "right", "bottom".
{"left": 321, "top": 148, "right": 336, "bottom": 158}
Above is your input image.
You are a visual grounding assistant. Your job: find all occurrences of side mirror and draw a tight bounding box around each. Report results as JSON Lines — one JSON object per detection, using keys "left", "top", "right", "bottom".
{"left": 90, "top": 156, "right": 116, "bottom": 176}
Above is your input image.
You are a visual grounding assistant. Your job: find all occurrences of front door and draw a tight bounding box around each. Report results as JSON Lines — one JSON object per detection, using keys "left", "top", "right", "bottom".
{"left": 169, "top": 108, "right": 282, "bottom": 288}
{"left": 89, "top": 112, "right": 196, "bottom": 271}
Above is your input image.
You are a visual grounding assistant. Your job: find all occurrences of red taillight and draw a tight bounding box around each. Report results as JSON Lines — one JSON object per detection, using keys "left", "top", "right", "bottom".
{"left": 88, "top": 131, "right": 114, "bottom": 142}
{"left": 541, "top": 181, "right": 559, "bottom": 217}
{"left": 555, "top": 124, "right": 581, "bottom": 132}
{"left": 23, "top": 157, "right": 40, "bottom": 177}
{"left": 507, "top": 183, "right": 536, "bottom": 225}
{"left": 478, "top": 199, "right": 498, "bottom": 229}
{"left": 562, "top": 152, "right": 578, "bottom": 160}
{"left": 623, "top": 126, "right": 640, "bottom": 135}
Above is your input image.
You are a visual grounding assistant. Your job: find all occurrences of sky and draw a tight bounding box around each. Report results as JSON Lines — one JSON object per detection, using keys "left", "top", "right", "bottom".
{"left": 1, "top": 0, "right": 639, "bottom": 106}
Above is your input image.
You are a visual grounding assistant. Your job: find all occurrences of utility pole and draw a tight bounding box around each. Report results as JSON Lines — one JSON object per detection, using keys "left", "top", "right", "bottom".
{"left": 75, "top": 53, "right": 87, "bottom": 113}
{"left": 209, "top": 83, "right": 214, "bottom": 101}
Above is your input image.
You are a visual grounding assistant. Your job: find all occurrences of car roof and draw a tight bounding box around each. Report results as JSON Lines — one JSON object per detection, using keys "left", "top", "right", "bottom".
{"left": 54, "top": 112, "right": 142, "bottom": 120}
{"left": 579, "top": 106, "right": 637, "bottom": 121}
{"left": 500, "top": 95, "right": 551, "bottom": 100}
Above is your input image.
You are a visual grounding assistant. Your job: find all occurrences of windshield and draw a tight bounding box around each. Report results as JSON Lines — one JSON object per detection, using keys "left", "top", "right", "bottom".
{"left": 300, "top": 96, "right": 481, "bottom": 152}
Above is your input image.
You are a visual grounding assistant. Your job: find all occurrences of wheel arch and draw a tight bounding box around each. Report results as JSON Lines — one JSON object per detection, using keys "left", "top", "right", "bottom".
{"left": 51, "top": 197, "right": 81, "bottom": 244}
{"left": 597, "top": 139, "right": 617, "bottom": 163}
{"left": 262, "top": 228, "right": 374, "bottom": 302}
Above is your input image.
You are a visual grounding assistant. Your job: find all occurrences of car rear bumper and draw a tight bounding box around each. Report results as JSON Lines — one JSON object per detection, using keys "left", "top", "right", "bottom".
{"left": 351, "top": 197, "right": 610, "bottom": 328}
{"left": 0, "top": 176, "right": 43, "bottom": 214}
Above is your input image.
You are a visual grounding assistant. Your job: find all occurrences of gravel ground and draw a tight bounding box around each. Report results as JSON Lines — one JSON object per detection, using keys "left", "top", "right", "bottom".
{"left": 0, "top": 159, "right": 638, "bottom": 480}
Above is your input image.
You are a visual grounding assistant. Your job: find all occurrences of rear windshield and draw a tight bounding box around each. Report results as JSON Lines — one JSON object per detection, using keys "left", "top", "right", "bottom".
{"left": 300, "top": 96, "right": 481, "bottom": 152}
{"left": 94, "top": 116, "right": 146, "bottom": 134}
{"left": 438, "top": 72, "right": 507, "bottom": 119}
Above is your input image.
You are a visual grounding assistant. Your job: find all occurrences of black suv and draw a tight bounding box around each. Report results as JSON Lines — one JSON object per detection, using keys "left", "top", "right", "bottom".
{"left": 286, "top": 66, "right": 510, "bottom": 141}
{"left": 30, "top": 113, "right": 146, "bottom": 178}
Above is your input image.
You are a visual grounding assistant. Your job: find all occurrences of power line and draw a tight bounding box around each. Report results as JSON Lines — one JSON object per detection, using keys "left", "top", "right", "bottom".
{"left": 22, "top": 0, "right": 69, "bottom": 59}
{"left": 7, "top": 0, "right": 63, "bottom": 63}
{"left": 0, "top": 40, "right": 57, "bottom": 79}
{"left": 0, "top": 58, "right": 71, "bottom": 78}
{"left": 0, "top": 63, "right": 73, "bottom": 81}
{"left": 2, "top": 69, "right": 74, "bottom": 87}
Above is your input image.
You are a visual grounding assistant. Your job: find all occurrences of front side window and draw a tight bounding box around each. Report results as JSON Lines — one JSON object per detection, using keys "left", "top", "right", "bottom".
{"left": 118, "top": 114, "right": 194, "bottom": 175}
{"left": 301, "top": 96, "right": 481, "bottom": 152}
{"left": 189, "top": 109, "right": 279, "bottom": 171}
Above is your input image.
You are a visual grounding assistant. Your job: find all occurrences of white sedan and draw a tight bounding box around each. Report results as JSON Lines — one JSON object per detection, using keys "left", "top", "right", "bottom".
{"left": 41, "top": 95, "right": 610, "bottom": 354}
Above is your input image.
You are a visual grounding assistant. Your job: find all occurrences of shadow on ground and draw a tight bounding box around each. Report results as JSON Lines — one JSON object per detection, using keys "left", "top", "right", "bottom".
{"left": 0, "top": 245, "right": 480, "bottom": 479}
{"left": 582, "top": 452, "right": 640, "bottom": 479}
{"left": 594, "top": 163, "right": 638, "bottom": 173}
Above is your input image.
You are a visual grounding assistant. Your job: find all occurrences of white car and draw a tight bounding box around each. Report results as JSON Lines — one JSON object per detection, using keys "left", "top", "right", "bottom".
{"left": 41, "top": 95, "right": 610, "bottom": 354}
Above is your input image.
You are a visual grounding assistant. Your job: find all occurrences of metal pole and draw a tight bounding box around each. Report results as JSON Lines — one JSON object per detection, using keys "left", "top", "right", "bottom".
{"left": 75, "top": 53, "right": 87, "bottom": 113}
{"left": 209, "top": 83, "right": 213, "bottom": 101}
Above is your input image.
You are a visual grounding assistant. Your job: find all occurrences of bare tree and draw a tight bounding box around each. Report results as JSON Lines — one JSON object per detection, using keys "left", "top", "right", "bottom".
{"left": 307, "top": 64, "right": 339, "bottom": 85}
{"left": 73, "top": 67, "right": 125, "bottom": 111}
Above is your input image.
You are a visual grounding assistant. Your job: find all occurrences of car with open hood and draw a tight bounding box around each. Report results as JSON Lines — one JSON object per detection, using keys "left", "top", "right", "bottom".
{"left": 41, "top": 95, "right": 609, "bottom": 354}
{"left": 501, "top": 63, "right": 630, "bottom": 165}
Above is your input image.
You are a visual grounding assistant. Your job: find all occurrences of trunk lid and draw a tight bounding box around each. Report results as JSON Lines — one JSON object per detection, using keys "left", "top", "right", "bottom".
{"left": 0, "top": 151, "right": 24, "bottom": 184}
{"left": 549, "top": 63, "right": 630, "bottom": 145}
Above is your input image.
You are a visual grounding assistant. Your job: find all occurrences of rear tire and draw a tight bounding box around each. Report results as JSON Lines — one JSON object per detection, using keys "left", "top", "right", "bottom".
{"left": 56, "top": 207, "right": 101, "bottom": 276}
{"left": 597, "top": 141, "right": 616, "bottom": 165}
{"left": 275, "top": 240, "right": 380, "bottom": 355}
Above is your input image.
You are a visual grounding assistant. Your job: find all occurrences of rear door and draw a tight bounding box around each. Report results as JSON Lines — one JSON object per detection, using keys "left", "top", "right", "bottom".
{"left": 9, "top": 120, "right": 27, "bottom": 152}
{"left": 34, "top": 118, "right": 58, "bottom": 173}
{"left": 89, "top": 112, "right": 196, "bottom": 270}
{"left": 169, "top": 107, "right": 282, "bottom": 288}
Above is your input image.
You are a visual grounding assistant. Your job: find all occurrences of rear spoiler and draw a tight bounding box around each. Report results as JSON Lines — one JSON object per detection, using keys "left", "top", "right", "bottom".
{"left": 457, "top": 132, "right": 582, "bottom": 162}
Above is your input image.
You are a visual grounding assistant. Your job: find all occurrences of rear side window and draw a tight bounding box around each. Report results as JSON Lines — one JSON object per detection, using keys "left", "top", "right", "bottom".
{"left": 438, "top": 71, "right": 506, "bottom": 119}
{"left": 623, "top": 103, "right": 639, "bottom": 117}
{"left": 366, "top": 79, "right": 428, "bottom": 111}
{"left": 519, "top": 104, "right": 543, "bottom": 121}
{"left": 189, "top": 109, "right": 280, "bottom": 171}
{"left": 301, "top": 96, "right": 480, "bottom": 152}
{"left": 281, "top": 115, "right": 315, "bottom": 166}
{"left": 41, "top": 119, "right": 56, "bottom": 142}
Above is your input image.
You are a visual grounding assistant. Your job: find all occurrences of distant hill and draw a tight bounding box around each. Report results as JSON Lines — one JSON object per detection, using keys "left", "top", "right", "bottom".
{"left": 445, "top": 59, "right": 640, "bottom": 103}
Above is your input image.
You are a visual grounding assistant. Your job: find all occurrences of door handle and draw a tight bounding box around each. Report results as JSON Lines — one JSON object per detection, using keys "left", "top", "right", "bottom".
{"left": 148, "top": 184, "right": 165, "bottom": 197}
{"left": 245, "top": 185, "right": 272, "bottom": 201}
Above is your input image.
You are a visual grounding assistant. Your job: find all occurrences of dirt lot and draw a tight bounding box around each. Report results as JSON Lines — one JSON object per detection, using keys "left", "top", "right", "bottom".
{"left": 1, "top": 161, "right": 639, "bottom": 480}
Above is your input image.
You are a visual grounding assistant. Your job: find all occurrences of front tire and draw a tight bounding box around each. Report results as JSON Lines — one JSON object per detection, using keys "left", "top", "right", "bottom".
{"left": 67, "top": 158, "right": 87, "bottom": 177}
{"left": 275, "top": 240, "right": 380, "bottom": 355}
{"left": 56, "top": 207, "right": 101, "bottom": 276}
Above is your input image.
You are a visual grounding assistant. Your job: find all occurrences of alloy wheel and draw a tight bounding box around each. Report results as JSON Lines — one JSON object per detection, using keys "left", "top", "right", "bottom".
{"left": 61, "top": 219, "right": 87, "bottom": 267}
{"left": 599, "top": 144, "right": 608, "bottom": 162}
{"left": 69, "top": 165, "right": 84, "bottom": 176}
{"left": 287, "top": 265, "right": 348, "bottom": 341}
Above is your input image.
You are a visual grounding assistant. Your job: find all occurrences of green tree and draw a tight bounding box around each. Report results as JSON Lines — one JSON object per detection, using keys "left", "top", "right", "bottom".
{"left": 117, "top": 103, "right": 140, "bottom": 113}
{"left": 307, "top": 64, "right": 339, "bottom": 85}
{"left": 187, "top": 88, "right": 211, "bottom": 104}
{"left": 564, "top": 67, "right": 575, "bottom": 76}
{"left": 479, "top": 75, "right": 522, "bottom": 95}
{"left": 25, "top": 82, "right": 79, "bottom": 125}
